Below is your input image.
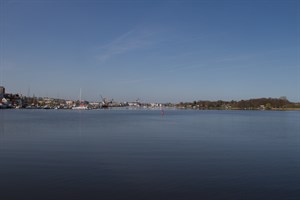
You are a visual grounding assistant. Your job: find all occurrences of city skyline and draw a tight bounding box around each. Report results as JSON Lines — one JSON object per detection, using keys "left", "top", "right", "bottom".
{"left": 0, "top": 0, "right": 299, "bottom": 103}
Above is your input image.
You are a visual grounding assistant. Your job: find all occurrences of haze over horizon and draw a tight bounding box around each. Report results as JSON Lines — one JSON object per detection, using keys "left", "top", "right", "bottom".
{"left": 0, "top": 0, "right": 299, "bottom": 103}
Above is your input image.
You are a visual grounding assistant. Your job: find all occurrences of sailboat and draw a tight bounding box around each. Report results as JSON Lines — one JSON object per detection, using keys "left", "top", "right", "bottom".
{"left": 72, "top": 88, "right": 89, "bottom": 110}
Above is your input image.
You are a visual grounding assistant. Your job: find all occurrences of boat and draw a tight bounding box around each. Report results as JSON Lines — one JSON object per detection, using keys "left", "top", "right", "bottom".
{"left": 72, "top": 88, "right": 89, "bottom": 110}
{"left": 72, "top": 104, "right": 89, "bottom": 110}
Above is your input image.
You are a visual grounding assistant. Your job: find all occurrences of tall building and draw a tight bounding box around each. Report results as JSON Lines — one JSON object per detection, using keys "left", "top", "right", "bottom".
{"left": 0, "top": 86, "right": 5, "bottom": 98}
{"left": 0, "top": 86, "right": 5, "bottom": 94}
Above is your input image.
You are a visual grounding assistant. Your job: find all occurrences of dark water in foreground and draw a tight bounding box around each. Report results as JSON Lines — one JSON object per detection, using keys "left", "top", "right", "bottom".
{"left": 0, "top": 109, "right": 299, "bottom": 200}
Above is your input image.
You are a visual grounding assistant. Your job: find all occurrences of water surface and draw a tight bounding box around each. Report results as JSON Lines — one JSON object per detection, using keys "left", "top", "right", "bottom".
{"left": 0, "top": 109, "right": 299, "bottom": 199}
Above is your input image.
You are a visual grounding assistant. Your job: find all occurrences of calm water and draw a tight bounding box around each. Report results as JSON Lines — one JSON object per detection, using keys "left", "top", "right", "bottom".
{"left": 0, "top": 109, "right": 299, "bottom": 200}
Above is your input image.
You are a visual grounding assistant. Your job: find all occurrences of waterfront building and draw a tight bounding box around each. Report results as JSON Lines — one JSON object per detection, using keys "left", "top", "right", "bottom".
{"left": 66, "top": 100, "right": 74, "bottom": 105}
{"left": 0, "top": 86, "right": 5, "bottom": 94}
{"left": 0, "top": 86, "right": 5, "bottom": 98}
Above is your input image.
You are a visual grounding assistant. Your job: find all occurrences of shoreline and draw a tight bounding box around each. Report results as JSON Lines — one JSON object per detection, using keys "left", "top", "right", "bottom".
{"left": 1, "top": 107, "right": 300, "bottom": 111}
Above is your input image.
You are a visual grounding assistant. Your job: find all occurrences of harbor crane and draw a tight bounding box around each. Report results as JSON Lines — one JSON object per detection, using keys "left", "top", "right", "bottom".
{"left": 100, "top": 95, "right": 113, "bottom": 108}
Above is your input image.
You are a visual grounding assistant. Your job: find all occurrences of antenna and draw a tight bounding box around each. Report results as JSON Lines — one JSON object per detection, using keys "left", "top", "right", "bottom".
{"left": 79, "top": 88, "right": 82, "bottom": 102}
{"left": 0, "top": 0, "right": 4, "bottom": 86}
{"left": 0, "top": 60, "right": 2, "bottom": 86}
{"left": 27, "top": 86, "right": 31, "bottom": 97}
{"left": 0, "top": 66, "right": 2, "bottom": 86}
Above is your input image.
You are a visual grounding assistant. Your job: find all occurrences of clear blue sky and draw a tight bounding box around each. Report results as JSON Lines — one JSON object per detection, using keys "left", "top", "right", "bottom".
{"left": 0, "top": 0, "right": 299, "bottom": 103}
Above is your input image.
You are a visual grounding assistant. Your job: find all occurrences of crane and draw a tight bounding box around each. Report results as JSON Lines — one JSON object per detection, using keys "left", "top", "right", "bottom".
{"left": 100, "top": 95, "right": 113, "bottom": 108}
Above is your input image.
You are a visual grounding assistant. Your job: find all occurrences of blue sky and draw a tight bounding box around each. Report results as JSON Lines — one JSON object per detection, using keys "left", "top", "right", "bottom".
{"left": 0, "top": 0, "right": 299, "bottom": 102}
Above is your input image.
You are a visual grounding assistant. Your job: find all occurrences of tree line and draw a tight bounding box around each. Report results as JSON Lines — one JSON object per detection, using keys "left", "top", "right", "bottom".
{"left": 176, "top": 97, "right": 300, "bottom": 110}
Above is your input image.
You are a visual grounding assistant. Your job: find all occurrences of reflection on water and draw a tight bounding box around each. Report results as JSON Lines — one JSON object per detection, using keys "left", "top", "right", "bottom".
{"left": 0, "top": 110, "right": 299, "bottom": 199}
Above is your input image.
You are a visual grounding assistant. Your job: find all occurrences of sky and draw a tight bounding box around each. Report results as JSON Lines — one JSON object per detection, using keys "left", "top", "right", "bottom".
{"left": 0, "top": 0, "right": 299, "bottom": 103}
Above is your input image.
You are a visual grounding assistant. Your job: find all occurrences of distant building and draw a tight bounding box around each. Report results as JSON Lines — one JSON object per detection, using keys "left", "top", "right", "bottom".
{"left": 2, "top": 98, "right": 9, "bottom": 104}
{"left": 0, "top": 86, "right": 5, "bottom": 98}
{"left": 0, "top": 86, "right": 5, "bottom": 94}
{"left": 66, "top": 100, "right": 74, "bottom": 105}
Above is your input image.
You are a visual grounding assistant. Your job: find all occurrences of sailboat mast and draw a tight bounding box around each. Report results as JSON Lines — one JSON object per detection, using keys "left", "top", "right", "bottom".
{"left": 80, "top": 88, "right": 82, "bottom": 102}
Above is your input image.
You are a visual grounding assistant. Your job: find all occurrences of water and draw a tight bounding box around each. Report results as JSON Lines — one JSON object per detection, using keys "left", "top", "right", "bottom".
{"left": 0, "top": 109, "right": 299, "bottom": 200}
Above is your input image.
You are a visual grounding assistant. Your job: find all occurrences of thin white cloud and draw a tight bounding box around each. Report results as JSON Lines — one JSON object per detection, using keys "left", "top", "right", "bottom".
{"left": 111, "top": 63, "right": 205, "bottom": 86}
{"left": 96, "top": 29, "right": 157, "bottom": 63}
{"left": 217, "top": 49, "right": 287, "bottom": 63}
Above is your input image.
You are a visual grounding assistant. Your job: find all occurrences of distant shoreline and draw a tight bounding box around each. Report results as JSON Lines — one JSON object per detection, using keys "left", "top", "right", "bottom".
{"left": 1, "top": 107, "right": 300, "bottom": 111}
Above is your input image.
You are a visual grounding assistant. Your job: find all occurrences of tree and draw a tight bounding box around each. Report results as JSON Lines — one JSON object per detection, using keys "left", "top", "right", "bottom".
{"left": 265, "top": 103, "right": 272, "bottom": 110}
